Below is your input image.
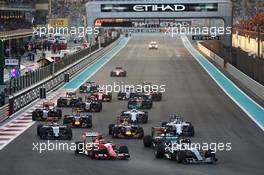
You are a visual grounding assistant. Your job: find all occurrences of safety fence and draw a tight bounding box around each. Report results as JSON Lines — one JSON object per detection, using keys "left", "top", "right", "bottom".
{"left": 198, "top": 42, "right": 264, "bottom": 101}
{"left": 6, "top": 44, "right": 99, "bottom": 95}
{"left": 201, "top": 41, "right": 264, "bottom": 86}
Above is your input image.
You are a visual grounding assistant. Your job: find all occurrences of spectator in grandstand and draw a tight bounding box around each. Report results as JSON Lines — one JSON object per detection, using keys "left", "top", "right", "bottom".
{"left": 0, "top": 19, "right": 32, "bottom": 31}
{"left": 235, "top": 12, "right": 264, "bottom": 33}
{"left": 50, "top": 0, "right": 86, "bottom": 27}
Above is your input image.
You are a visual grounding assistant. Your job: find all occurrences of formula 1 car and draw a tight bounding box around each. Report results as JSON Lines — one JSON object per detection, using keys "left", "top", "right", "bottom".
{"left": 148, "top": 41, "right": 158, "bottom": 49}
{"left": 57, "top": 92, "right": 83, "bottom": 108}
{"left": 146, "top": 91, "right": 162, "bottom": 101}
{"left": 63, "top": 108, "right": 92, "bottom": 128}
{"left": 110, "top": 67, "right": 127, "bottom": 77}
{"left": 153, "top": 137, "right": 217, "bottom": 164}
{"left": 79, "top": 81, "right": 99, "bottom": 94}
{"left": 143, "top": 127, "right": 217, "bottom": 164}
{"left": 161, "top": 114, "right": 194, "bottom": 137}
{"left": 92, "top": 89, "right": 112, "bottom": 102}
{"left": 140, "top": 83, "right": 162, "bottom": 101}
{"left": 32, "top": 102, "right": 62, "bottom": 121}
{"left": 143, "top": 127, "right": 178, "bottom": 148}
{"left": 127, "top": 96, "right": 152, "bottom": 109}
{"left": 117, "top": 87, "right": 136, "bottom": 100}
{"left": 120, "top": 109, "right": 148, "bottom": 123}
{"left": 108, "top": 119, "right": 144, "bottom": 139}
{"left": 37, "top": 123, "right": 72, "bottom": 140}
{"left": 81, "top": 99, "right": 102, "bottom": 112}
{"left": 75, "top": 132, "right": 130, "bottom": 160}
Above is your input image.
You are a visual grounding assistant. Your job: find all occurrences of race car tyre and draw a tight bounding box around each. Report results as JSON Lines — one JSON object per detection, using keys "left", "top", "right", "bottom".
{"left": 127, "top": 102, "right": 134, "bottom": 109}
{"left": 95, "top": 103, "right": 102, "bottom": 112}
{"left": 65, "top": 128, "right": 72, "bottom": 140}
{"left": 108, "top": 94, "right": 112, "bottom": 102}
{"left": 80, "top": 103, "right": 86, "bottom": 111}
{"left": 112, "top": 127, "right": 119, "bottom": 138}
{"left": 32, "top": 111, "right": 41, "bottom": 121}
{"left": 95, "top": 106, "right": 101, "bottom": 112}
{"left": 123, "top": 71, "right": 127, "bottom": 77}
{"left": 57, "top": 109, "right": 62, "bottom": 119}
{"left": 75, "top": 141, "right": 84, "bottom": 154}
{"left": 37, "top": 124, "right": 43, "bottom": 136}
{"left": 183, "top": 124, "right": 195, "bottom": 137}
{"left": 142, "top": 111, "right": 148, "bottom": 123}
{"left": 176, "top": 151, "right": 183, "bottom": 163}
{"left": 38, "top": 127, "right": 48, "bottom": 139}
{"left": 188, "top": 125, "right": 195, "bottom": 137}
{"left": 143, "top": 135, "right": 152, "bottom": 147}
{"left": 119, "top": 145, "right": 129, "bottom": 154}
{"left": 119, "top": 145, "right": 130, "bottom": 159}
{"left": 138, "top": 127, "right": 144, "bottom": 139}
{"left": 85, "top": 118, "right": 93, "bottom": 128}
{"left": 142, "top": 115, "right": 148, "bottom": 123}
{"left": 205, "top": 149, "right": 216, "bottom": 158}
{"left": 146, "top": 103, "right": 152, "bottom": 109}
{"left": 156, "top": 94, "right": 162, "bottom": 101}
{"left": 117, "top": 93, "right": 123, "bottom": 100}
{"left": 63, "top": 116, "right": 70, "bottom": 125}
{"left": 154, "top": 144, "right": 165, "bottom": 159}
{"left": 108, "top": 124, "right": 115, "bottom": 135}
{"left": 110, "top": 72, "right": 114, "bottom": 77}
{"left": 91, "top": 150, "right": 98, "bottom": 159}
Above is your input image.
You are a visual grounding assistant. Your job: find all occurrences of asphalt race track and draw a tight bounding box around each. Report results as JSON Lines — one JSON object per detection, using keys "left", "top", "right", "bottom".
{"left": 0, "top": 35, "right": 263, "bottom": 175}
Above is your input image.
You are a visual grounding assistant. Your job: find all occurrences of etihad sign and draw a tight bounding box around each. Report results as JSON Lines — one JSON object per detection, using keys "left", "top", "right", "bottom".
{"left": 133, "top": 4, "right": 186, "bottom": 12}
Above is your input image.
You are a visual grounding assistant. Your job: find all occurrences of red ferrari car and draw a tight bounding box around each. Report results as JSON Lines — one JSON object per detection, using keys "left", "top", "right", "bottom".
{"left": 75, "top": 132, "right": 130, "bottom": 160}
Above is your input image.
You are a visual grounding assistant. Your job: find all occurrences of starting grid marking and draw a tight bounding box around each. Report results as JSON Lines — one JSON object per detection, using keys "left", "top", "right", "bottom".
{"left": 0, "top": 91, "right": 61, "bottom": 150}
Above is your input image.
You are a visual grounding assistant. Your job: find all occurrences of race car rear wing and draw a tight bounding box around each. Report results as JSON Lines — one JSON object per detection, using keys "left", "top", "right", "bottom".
{"left": 168, "top": 114, "right": 183, "bottom": 122}
{"left": 42, "top": 101, "right": 55, "bottom": 108}
{"left": 85, "top": 132, "right": 100, "bottom": 137}
{"left": 72, "top": 108, "right": 83, "bottom": 115}
{"left": 117, "top": 115, "right": 131, "bottom": 124}
{"left": 151, "top": 127, "right": 166, "bottom": 133}
{"left": 66, "top": 91, "right": 77, "bottom": 97}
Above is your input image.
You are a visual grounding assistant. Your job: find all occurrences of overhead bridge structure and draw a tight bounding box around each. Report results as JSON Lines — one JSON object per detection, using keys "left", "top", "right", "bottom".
{"left": 86, "top": 0, "right": 233, "bottom": 47}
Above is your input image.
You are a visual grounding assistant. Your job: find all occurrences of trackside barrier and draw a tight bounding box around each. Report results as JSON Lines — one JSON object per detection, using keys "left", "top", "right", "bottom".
{"left": 7, "top": 44, "right": 94, "bottom": 95}
{"left": 5, "top": 36, "right": 121, "bottom": 120}
{"left": 198, "top": 42, "right": 264, "bottom": 101}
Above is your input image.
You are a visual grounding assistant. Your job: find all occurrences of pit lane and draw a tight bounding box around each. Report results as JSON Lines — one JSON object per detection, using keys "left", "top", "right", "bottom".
{"left": 0, "top": 35, "right": 263, "bottom": 175}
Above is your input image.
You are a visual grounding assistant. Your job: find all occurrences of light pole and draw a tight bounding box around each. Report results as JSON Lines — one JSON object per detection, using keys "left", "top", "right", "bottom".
{"left": 256, "top": 24, "right": 261, "bottom": 57}
{"left": 0, "top": 40, "right": 4, "bottom": 85}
